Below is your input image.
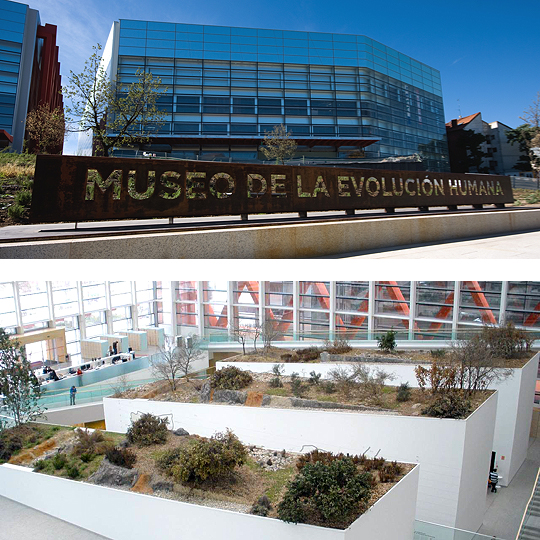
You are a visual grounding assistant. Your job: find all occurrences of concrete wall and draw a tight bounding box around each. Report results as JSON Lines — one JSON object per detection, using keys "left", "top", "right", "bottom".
{"left": 0, "top": 463, "right": 418, "bottom": 540}
{"left": 39, "top": 402, "right": 104, "bottom": 425}
{"left": 103, "top": 394, "right": 497, "bottom": 531}
{"left": 3, "top": 209, "right": 540, "bottom": 259}
{"left": 218, "top": 354, "right": 538, "bottom": 487}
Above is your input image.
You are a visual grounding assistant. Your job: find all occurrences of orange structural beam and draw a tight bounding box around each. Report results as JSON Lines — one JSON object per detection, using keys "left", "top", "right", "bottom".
{"left": 524, "top": 301, "right": 540, "bottom": 327}
{"left": 464, "top": 281, "right": 498, "bottom": 324}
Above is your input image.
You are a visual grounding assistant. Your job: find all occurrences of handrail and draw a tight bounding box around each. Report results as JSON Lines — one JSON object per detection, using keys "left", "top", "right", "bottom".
{"left": 515, "top": 466, "right": 540, "bottom": 540}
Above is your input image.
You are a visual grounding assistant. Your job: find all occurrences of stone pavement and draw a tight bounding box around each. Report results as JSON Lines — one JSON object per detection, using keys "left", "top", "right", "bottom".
{"left": 325, "top": 229, "right": 540, "bottom": 259}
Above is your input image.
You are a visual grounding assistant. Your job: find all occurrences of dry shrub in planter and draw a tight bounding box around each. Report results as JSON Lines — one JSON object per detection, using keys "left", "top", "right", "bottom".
{"left": 278, "top": 458, "right": 373, "bottom": 528}
{"left": 158, "top": 429, "right": 246, "bottom": 486}
{"left": 106, "top": 446, "right": 137, "bottom": 469}
{"left": 73, "top": 429, "right": 109, "bottom": 456}
{"left": 211, "top": 366, "right": 253, "bottom": 390}
{"left": 126, "top": 413, "right": 169, "bottom": 447}
{"left": 421, "top": 392, "right": 472, "bottom": 419}
{"left": 250, "top": 495, "right": 272, "bottom": 516}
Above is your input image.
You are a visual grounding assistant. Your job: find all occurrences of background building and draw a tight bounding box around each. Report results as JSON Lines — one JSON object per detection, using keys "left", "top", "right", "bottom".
{"left": 1, "top": 281, "right": 538, "bottom": 365}
{"left": 0, "top": 0, "right": 63, "bottom": 152}
{"left": 446, "top": 112, "right": 524, "bottom": 176}
{"left": 79, "top": 19, "right": 450, "bottom": 171}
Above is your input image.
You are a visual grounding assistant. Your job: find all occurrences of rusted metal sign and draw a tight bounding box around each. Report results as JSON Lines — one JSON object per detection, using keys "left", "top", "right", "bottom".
{"left": 30, "top": 155, "right": 514, "bottom": 223}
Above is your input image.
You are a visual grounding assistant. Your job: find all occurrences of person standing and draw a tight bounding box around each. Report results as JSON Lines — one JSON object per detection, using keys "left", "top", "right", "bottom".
{"left": 69, "top": 385, "right": 77, "bottom": 406}
{"left": 489, "top": 469, "right": 499, "bottom": 492}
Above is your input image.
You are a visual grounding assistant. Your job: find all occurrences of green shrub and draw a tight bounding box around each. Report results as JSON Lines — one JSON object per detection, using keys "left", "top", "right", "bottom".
{"left": 308, "top": 371, "right": 322, "bottom": 385}
{"left": 290, "top": 372, "right": 305, "bottom": 398}
{"left": 378, "top": 461, "right": 403, "bottom": 483}
{"left": 211, "top": 366, "right": 253, "bottom": 390}
{"left": 295, "top": 347, "right": 321, "bottom": 362}
{"left": 15, "top": 189, "right": 31, "bottom": 206}
{"left": 155, "top": 447, "right": 184, "bottom": 474}
{"left": 168, "top": 429, "right": 246, "bottom": 486}
{"left": 7, "top": 203, "right": 24, "bottom": 220}
{"left": 250, "top": 495, "right": 272, "bottom": 516}
{"left": 278, "top": 458, "right": 373, "bottom": 528}
{"left": 280, "top": 353, "right": 293, "bottom": 362}
{"left": 52, "top": 453, "right": 67, "bottom": 470}
{"left": 422, "top": 393, "right": 472, "bottom": 419}
{"left": 321, "top": 381, "right": 337, "bottom": 394}
{"left": 396, "top": 382, "right": 411, "bottom": 402}
{"left": 65, "top": 463, "right": 80, "bottom": 479}
{"left": 377, "top": 330, "right": 397, "bottom": 352}
{"left": 105, "top": 446, "right": 136, "bottom": 469}
{"left": 80, "top": 452, "right": 95, "bottom": 463}
{"left": 270, "top": 364, "right": 284, "bottom": 387}
{"left": 430, "top": 349, "right": 446, "bottom": 358}
{"left": 73, "top": 429, "right": 109, "bottom": 456}
{"left": 34, "top": 459, "right": 48, "bottom": 471}
{"left": 126, "top": 413, "right": 169, "bottom": 447}
{"left": 0, "top": 431, "right": 23, "bottom": 462}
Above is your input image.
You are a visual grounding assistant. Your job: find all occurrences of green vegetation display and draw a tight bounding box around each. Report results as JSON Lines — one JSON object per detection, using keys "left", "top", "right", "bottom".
{"left": 211, "top": 366, "right": 253, "bottom": 390}
{"left": 126, "top": 413, "right": 169, "bottom": 447}
{"left": 157, "top": 429, "right": 246, "bottom": 486}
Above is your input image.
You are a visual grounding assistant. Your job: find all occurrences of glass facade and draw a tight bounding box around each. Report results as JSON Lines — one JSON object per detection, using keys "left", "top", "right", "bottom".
{"left": 0, "top": 0, "right": 27, "bottom": 134}
{"left": 2, "top": 281, "right": 537, "bottom": 364}
{"left": 106, "top": 20, "right": 449, "bottom": 171}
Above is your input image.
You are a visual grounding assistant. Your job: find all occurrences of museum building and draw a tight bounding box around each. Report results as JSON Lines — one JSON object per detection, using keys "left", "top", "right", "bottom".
{"left": 79, "top": 19, "right": 450, "bottom": 171}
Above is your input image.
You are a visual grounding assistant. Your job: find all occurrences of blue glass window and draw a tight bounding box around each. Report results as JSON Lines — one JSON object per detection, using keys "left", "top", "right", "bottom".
{"left": 203, "top": 123, "right": 228, "bottom": 134}
{"left": 204, "top": 34, "right": 230, "bottom": 44}
{"left": 230, "top": 124, "right": 257, "bottom": 134}
{"left": 173, "top": 122, "right": 199, "bottom": 133}
{"left": 287, "top": 125, "right": 310, "bottom": 135}
{"left": 121, "top": 20, "right": 147, "bottom": 30}
{"left": 231, "top": 36, "right": 257, "bottom": 45}
{"left": 176, "top": 24, "right": 203, "bottom": 33}
{"left": 204, "top": 25, "right": 230, "bottom": 35}
{"left": 313, "top": 125, "right": 336, "bottom": 135}
{"left": 231, "top": 27, "right": 257, "bottom": 36}
{"left": 233, "top": 97, "right": 255, "bottom": 114}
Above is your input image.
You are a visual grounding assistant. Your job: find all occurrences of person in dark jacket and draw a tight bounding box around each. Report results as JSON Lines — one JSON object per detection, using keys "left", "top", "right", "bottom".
{"left": 489, "top": 469, "right": 499, "bottom": 492}
{"left": 69, "top": 385, "right": 77, "bottom": 406}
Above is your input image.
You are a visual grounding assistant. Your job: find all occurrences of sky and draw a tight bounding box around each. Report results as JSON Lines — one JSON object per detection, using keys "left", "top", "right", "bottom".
{"left": 25, "top": 0, "right": 540, "bottom": 155}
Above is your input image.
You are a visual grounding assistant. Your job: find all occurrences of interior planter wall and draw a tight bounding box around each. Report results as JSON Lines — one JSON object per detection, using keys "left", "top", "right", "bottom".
{"left": 103, "top": 393, "right": 497, "bottom": 531}
{"left": 0, "top": 462, "right": 419, "bottom": 540}
{"left": 217, "top": 353, "right": 538, "bottom": 488}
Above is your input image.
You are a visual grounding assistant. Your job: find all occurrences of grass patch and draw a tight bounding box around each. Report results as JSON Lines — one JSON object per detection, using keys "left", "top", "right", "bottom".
{"left": 314, "top": 394, "right": 339, "bottom": 403}
{"left": 265, "top": 387, "right": 289, "bottom": 397}
{"left": 262, "top": 465, "right": 296, "bottom": 503}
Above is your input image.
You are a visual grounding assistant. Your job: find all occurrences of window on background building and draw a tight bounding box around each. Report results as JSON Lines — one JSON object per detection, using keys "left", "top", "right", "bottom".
{"left": 17, "top": 281, "right": 50, "bottom": 332}
{"left": 81, "top": 282, "right": 107, "bottom": 312}
{"left": 111, "top": 306, "right": 133, "bottom": 333}
{"left": 458, "top": 281, "right": 501, "bottom": 333}
{"left": 55, "top": 315, "right": 81, "bottom": 362}
{"left": 335, "top": 281, "right": 369, "bottom": 339}
{"left": 203, "top": 281, "right": 227, "bottom": 338}
{"left": 0, "top": 282, "right": 17, "bottom": 329}
{"left": 175, "top": 281, "right": 198, "bottom": 329}
{"left": 414, "top": 281, "right": 455, "bottom": 340}
{"left": 84, "top": 311, "right": 107, "bottom": 339}
{"left": 51, "top": 282, "right": 79, "bottom": 317}
{"left": 232, "top": 281, "right": 259, "bottom": 329}
{"left": 506, "top": 282, "right": 540, "bottom": 330}
{"left": 299, "top": 282, "right": 330, "bottom": 340}
{"left": 373, "top": 281, "right": 411, "bottom": 339}
{"left": 109, "top": 281, "right": 133, "bottom": 309}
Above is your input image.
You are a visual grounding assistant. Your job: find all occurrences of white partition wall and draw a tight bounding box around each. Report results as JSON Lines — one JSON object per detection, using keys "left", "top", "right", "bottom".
{"left": 100, "top": 334, "right": 129, "bottom": 353}
{"left": 104, "top": 393, "right": 497, "bottom": 531}
{"left": 0, "top": 463, "right": 419, "bottom": 540}
{"left": 218, "top": 354, "right": 538, "bottom": 488}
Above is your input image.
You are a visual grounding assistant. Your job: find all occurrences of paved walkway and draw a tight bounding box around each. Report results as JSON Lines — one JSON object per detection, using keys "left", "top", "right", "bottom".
{"left": 0, "top": 495, "right": 109, "bottom": 540}
{"left": 323, "top": 229, "right": 540, "bottom": 259}
{"left": 477, "top": 437, "right": 540, "bottom": 539}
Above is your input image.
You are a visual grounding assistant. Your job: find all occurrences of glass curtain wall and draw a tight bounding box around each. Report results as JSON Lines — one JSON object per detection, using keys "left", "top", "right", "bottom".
{"left": 113, "top": 20, "right": 449, "bottom": 170}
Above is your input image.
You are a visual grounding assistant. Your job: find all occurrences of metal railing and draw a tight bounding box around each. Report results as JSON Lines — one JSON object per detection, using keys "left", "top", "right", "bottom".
{"left": 415, "top": 520, "right": 510, "bottom": 540}
{"left": 516, "top": 467, "right": 540, "bottom": 540}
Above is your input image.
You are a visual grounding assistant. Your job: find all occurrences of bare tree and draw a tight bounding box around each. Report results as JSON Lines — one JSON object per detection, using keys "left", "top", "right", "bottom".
{"left": 519, "top": 91, "right": 540, "bottom": 181}
{"left": 231, "top": 321, "right": 252, "bottom": 355}
{"left": 252, "top": 322, "right": 262, "bottom": 354}
{"left": 151, "top": 335, "right": 204, "bottom": 390}
{"left": 450, "top": 335, "right": 513, "bottom": 395}
{"left": 260, "top": 124, "right": 297, "bottom": 165}
{"left": 261, "top": 319, "right": 282, "bottom": 353}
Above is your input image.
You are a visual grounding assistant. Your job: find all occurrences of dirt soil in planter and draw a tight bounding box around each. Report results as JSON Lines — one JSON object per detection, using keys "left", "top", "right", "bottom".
{"left": 118, "top": 372, "right": 491, "bottom": 417}
{"left": 227, "top": 347, "right": 534, "bottom": 368}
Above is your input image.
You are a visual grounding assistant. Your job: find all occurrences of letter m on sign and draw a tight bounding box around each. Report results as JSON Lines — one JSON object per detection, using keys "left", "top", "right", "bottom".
{"left": 85, "top": 169, "right": 122, "bottom": 200}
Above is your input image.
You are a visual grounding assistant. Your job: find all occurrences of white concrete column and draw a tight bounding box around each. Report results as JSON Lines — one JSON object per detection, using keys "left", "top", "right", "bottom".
{"left": 293, "top": 281, "right": 299, "bottom": 341}
{"left": 452, "top": 281, "right": 461, "bottom": 340}
{"left": 408, "top": 281, "right": 417, "bottom": 341}
{"left": 329, "top": 281, "right": 336, "bottom": 341}
{"left": 197, "top": 281, "right": 205, "bottom": 338}
{"left": 367, "top": 281, "right": 376, "bottom": 340}
{"left": 499, "top": 281, "right": 509, "bottom": 325}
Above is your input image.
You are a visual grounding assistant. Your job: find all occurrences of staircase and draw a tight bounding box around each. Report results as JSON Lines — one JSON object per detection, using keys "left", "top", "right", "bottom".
{"left": 517, "top": 468, "right": 540, "bottom": 540}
